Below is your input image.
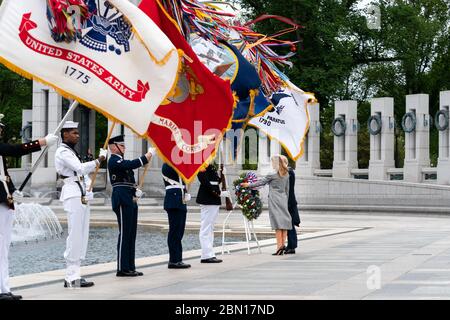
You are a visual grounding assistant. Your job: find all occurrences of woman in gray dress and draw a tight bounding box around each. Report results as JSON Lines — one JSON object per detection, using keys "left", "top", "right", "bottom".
{"left": 241, "top": 155, "right": 292, "bottom": 255}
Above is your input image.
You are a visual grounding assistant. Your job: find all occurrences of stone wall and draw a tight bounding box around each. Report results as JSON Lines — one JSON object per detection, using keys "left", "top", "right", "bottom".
{"left": 295, "top": 176, "right": 450, "bottom": 213}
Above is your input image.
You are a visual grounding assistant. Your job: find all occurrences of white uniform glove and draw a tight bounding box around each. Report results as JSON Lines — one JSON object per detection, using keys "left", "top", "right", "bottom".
{"left": 44, "top": 134, "right": 58, "bottom": 147}
{"left": 220, "top": 190, "right": 231, "bottom": 198}
{"left": 148, "top": 147, "right": 156, "bottom": 156}
{"left": 135, "top": 188, "right": 143, "bottom": 199}
{"left": 184, "top": 193, "right": 191, "bottom": 202}
{"left": 12, "top": 190, "right": 24, "bottom": 199}
{"left": 85, "top": 191, "right": 94, "bottom": 201}
{"left": 99, "top": 148, "right": 108, "bottom": 159}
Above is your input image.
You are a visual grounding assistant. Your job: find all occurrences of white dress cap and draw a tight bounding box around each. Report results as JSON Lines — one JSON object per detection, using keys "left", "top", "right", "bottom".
{"left": 61, "top": 121, "right": 79, "bottom": 130}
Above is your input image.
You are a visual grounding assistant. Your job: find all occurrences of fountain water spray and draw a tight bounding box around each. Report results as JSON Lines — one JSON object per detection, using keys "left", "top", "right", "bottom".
{"left": 12, "top": 203, "right": 63, "bottom": 244}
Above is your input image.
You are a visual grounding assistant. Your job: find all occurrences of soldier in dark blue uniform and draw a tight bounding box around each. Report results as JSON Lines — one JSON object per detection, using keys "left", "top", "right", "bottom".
{"left": 162, "top": 163, "right": 191, "bottom": 269}
{"left": 285, "top": 167, "right": 301, "bottom": 254}
{"left": 108, "top": 135, "right": 155, "bottom": 277}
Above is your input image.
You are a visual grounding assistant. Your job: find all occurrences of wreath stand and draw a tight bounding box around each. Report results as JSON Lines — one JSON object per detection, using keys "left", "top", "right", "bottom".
{"left": 221, "top": 202, "right": 262, "bottom": 255}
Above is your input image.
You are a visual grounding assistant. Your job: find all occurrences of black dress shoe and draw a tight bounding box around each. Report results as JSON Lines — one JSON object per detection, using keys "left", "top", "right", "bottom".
{"left": 116, "top": 270, "right": 141, "bottom": 277}
{"left": 64, "top": 278, "right": 95, "bottom": 288}
{"left": 133, "top": 271, "right": 144, "bottom": 276}
{"left": 284, "top": 248, "right": 296, "bottom": 254}
{"left": 0, "top": 293, "right": 15, "bottom": 301}
{"left": 201, "top": 257, "right": 223, "bottom": 263}
{"left": 168, "top": 262, "right": 191, "bottom": 269}
{"left": 6, "top": 292, "right": 22, "bottom": 300}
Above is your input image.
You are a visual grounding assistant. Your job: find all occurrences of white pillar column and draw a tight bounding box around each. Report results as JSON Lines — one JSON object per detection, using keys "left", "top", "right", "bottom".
{"left": 437, "top": 91, "right": 450, "bottom": 185}
{"left": 369, "top": 98, "right": 395, "bottom": 180}
{"left": 31, "top": 82, "right": 47, "bottom": 169}
{"left": 404, "top": 94, "right": 430, "bottom": 183}
{"left": 257, "top": 132, "right": 271, "bottom": 175}
{"left": 108, "top": 120, "right": 122, "bottom": 138}
{"left": 31, "top": 83, "right": 62, "bottom": 191}
{"left": 332, "top": 100, "right": 358, "bottom": 178}
{"left": 89, "top": 109, "right": 96, "bottom": 153}
{"left": 296, "top": 102, "right": 320, "bottom": 176}
{"left": 270, "top": 137, "right": 281, "bottom": 156}
{"left": 21, "top": 110, "right": 33, "bottom": 170}
{"left": 236, "top": 135, "right": 244, "bottom": 168}
{"left": 256, "top": 132, "right": 274, "bottom": 202}
{"left": 123, "top": 127, "right": 142, "bottom": 182}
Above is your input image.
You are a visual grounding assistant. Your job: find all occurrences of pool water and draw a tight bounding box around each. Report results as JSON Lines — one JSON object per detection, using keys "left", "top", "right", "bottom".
{"left": 9, "top": 226, "right": 252, "bottom": 277}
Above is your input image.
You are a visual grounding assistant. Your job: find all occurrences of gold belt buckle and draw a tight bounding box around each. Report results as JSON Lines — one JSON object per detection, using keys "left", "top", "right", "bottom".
{"left": 81, "top": 196, "right": 88, "bottom": 205}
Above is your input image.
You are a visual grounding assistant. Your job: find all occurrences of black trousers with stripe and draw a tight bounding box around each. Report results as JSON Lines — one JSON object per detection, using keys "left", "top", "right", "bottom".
{"left": 166, "top": 208, "right": 187, "bottom": 263}
{"left": 112, "top": 187, "right": 138, "bottom": 272}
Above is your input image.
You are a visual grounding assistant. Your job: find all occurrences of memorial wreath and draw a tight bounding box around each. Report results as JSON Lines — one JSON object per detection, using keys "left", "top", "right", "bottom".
{"left": 233, "top": 172, "right": 263, "bottom": 221}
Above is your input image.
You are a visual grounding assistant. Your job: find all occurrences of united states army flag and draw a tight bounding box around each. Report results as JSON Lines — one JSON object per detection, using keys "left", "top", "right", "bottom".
{"left": 0, "top": 0, "right": 180, "bottom": 136}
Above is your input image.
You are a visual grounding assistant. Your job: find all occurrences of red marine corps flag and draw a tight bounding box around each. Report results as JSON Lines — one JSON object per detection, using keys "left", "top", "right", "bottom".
{"left": 139, "top": 0, "right": 234, "bottom": 182}
{"left": 0, "top": 0, "right": 180, "bottom": 136}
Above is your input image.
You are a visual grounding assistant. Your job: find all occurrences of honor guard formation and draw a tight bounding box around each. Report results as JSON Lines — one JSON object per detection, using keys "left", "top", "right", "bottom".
{"left": 0, "top": 117, "right": 300, "bottom": 300}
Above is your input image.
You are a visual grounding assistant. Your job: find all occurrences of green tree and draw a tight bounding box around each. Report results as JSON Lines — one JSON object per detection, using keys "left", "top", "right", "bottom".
{"left": 0, "top": 65, "right": 32, "bottom": 167}
{"left": 239, "top": 0, "right": 450, "bottom": 168}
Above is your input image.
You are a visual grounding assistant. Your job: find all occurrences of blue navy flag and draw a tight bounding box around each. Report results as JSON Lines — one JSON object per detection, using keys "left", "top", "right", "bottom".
{"left": 249, "top": 83, "right": 317, "bottom": 160}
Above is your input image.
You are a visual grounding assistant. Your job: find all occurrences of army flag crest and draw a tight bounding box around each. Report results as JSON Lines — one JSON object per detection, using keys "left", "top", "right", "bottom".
{"left": 0, "top": 0, "right": 180, "bottom": 136}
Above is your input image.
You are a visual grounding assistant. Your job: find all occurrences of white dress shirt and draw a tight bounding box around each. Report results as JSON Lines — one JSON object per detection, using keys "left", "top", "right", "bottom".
{"left": 55, "top": 143, "right": 97, "bottom": 201}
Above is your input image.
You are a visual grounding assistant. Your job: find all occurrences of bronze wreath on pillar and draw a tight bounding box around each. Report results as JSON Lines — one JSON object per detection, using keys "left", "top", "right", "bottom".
{"left": 367, "top": 114, "right": 382, "bottom": 135}
{"left": 401, "top": 112, "right": 416, "bottom": 133}
{"left": 435, "top": 110, "right": 449, "bottom": 131}
{"left": 331, "top": 117, "right": 346, "bottom": 137}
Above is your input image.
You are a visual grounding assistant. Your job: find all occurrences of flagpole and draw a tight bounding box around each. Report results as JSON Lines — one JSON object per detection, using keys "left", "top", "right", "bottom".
{"left": 19, "top": 100, "right": 80, "bottom": 192}
{"left": 137, "top": 162, "right": 150, "bottom": 190}
{"left": 88, "top": 121, "right": 116, "bottom": 193}
{"left": 219, "top": 140, "right": 234, "bottom": 211}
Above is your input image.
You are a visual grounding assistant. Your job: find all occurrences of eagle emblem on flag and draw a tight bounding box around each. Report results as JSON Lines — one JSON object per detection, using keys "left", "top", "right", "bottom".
{"left": 79, "top": 0, "right": 132, "bottom": 55}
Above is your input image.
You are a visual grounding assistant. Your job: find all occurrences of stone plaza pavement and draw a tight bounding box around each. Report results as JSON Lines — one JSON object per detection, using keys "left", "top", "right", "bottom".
{"left": 10, "top": 209, "right": 450, "bottom": 300}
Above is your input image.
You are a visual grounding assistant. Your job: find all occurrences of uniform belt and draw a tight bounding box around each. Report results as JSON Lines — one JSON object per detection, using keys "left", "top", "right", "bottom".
{"left": 62, "top": 176, "right": 82, "bottom": 184}
{"left": 209, "top": 181, "right": 219, "bottom": 186}
{"left": 166, "top": 185, "right": 183, "bottom": 190}
{"left": 112, "top": 183, "right": 136, "bottom": 188}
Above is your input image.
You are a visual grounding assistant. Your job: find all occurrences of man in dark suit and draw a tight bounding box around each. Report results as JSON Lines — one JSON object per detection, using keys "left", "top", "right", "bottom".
{"left": 108, "top": 135, "right": 154, "bottom": 277}
{"left": 286, "top": 167, "right": 301, "bottom": 254}
{"left": 162, "top": 163, "right": 191, "bottom": 269}
{"left": 0, "top": 114, "right": 58, "bottom": 300}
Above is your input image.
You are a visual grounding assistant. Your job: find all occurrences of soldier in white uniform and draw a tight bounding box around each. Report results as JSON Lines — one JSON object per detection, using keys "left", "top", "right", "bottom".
{"left": 55, "top": 121, "right": 107, "bottom": 288}
{"left": 0, "top": 114, "right": 58, "bottom": 300}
